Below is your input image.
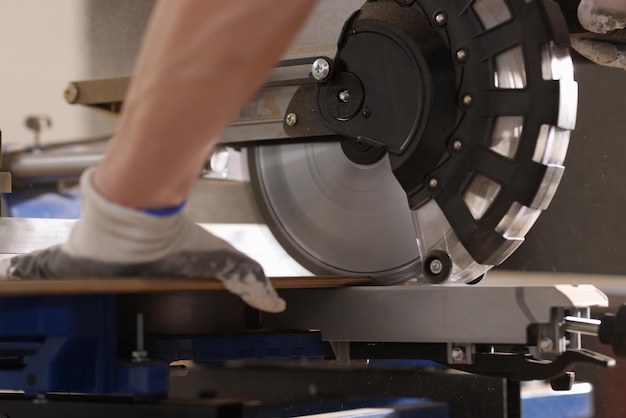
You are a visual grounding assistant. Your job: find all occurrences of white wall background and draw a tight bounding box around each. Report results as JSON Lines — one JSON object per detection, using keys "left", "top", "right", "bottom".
{"left": 0, "top": 0, "right": 92, "bottom": 145}
{"left": 0, "top": 0, "right": 357, "bottom": 147}
{"left": 0, "top": 0, "right": 153, "bottom": 147}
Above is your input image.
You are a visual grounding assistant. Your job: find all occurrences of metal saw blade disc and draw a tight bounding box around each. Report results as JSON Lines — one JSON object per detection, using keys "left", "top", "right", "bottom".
{"left": 248, "top": 0, "right": 577, "bottom": 284}
{"left": 248, "top": 141, "right": 420, "bottom": 284}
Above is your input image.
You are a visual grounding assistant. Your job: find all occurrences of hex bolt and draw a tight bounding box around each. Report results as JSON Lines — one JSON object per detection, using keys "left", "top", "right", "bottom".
{"left": 539, "top": 337, "right": 554, "bottom": 352}
{"left": 456, "top": 49, "right": 468, "bottom": 62}
{"left": 451, "top": 347, "right": 466, "bottom": 362}
{"left": 462, "top": 94, "right": 473, "bottom": 107}
{"left": 285, "top": 113, "right": 298, "bottom": 127}
{"left": 429, "top": 259, "right": 443, "bottom": 275}
{"left": 434, "top": 12, "right": 447, "bottom": 26}
{"left": 428, "top": 178, "right": 439, "bottom": 189}
{"left": 311, "top": 58, "right": 331, "bottom": 81}
{"left": 338, "top": 90, "right": 350, "bottom": 103}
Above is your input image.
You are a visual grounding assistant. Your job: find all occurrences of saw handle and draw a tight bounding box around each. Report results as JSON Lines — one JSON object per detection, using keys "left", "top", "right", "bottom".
{"left": 598, "top": 304, "right": 626, "bottom": 357}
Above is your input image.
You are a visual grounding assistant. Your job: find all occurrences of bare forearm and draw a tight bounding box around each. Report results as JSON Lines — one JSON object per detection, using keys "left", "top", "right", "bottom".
{"left": 96, "top": 0, "right": 316, "bottom": 207}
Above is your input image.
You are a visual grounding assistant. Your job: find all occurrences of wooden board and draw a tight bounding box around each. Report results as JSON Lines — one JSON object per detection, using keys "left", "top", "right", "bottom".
{"left": 0, "top": 276, "right": 371, "bottom": 296}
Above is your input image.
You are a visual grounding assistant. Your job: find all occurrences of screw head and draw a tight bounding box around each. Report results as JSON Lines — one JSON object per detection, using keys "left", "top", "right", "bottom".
{"left": 428, "top": 178, "right": 439, "bottom": 189}
{"left": 539, "top": 338, "right": 554, "bottom": 352}
{"left": 451, "top": 347, "right": 466, "bottom": 362}
{"left": 462, "top": 94, "right": 473, "bottom": 107}
{"left": 456, "top": 49, "right": 468, "bottom": 62}
{"left": 338, "top": 90, "right": 350, "bottom": 103}
{"left": 429, "top": 259, "right": 443, "bottom": 275}
{"left": 285, "top": 113, "right": 298, "bottom": 127}
{"left": 361, "top": 108, "right": 371, "bottom": 118}
{"left": 435, "top": 12, "right": 447, "bottom": 26}
{"left": 452, "top": 140, "right": 463, "bottom": 152}
{"left": 311, "top": 58, "right": 330, "bottom": 81}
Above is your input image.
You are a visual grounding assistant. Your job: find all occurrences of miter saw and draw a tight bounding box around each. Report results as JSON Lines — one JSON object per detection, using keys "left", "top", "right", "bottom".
{"left": 45, "top": 0, "right": 577, "bottom": 285}
{"left": 2, "top": 0, "right": 626, "bottom": 410}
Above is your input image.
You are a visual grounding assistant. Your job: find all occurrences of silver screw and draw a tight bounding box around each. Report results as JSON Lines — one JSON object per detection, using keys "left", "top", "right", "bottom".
{"left": 428, "top": 178, "right": 438, "bottom": 189}
{"left": 462, "top": 94, "right": 473, "bottom": 107}
{"left": 456, "top": 49, "right": 468, "bottom": 62}
{"left": 451, "top": 347, "right": 466, "bottom": 362}
{"left": 539, "top": 337, "right": 554, "bottom": 352}
{"left": 452, "top": 140, "right": 463, "bottom": 152}
{"left": 285, "top": 113, "right": 298, "bottom": 127}
{"left": 429, "top": 259, "right": 443, "bottom": 275}
{"left": 311, "top": 58, "right": 331, "bottom": 81}
{"left": 435, "top": 13, "right": 447, "bottom": 26}
{"left": 338, "top": 90, "right": 350, "bottom": 103}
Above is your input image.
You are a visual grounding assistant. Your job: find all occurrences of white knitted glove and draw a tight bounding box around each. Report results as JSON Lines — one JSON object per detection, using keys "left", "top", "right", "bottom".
{"left": 572, "top": 0, "right": 626, "bottom": 68}
{"left": 0, "top": 168, "right": 286, "bottom": 313}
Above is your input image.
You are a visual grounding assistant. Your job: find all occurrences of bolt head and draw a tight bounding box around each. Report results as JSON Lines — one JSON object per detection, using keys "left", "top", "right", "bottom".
{"left": 462, "top": 94, "right": 473, "bottom": 107}
{"left": 311, "top": 58, "right": 330, "bottom": 81}
{"left": 456, "top": 49, "right": 468, "bottom": 62}
{"left": 64, "top": 83, "right": 79, "bottom": 103}
{"left": 285, "top": 113, "right": 298, "bottom": 127}
{"left": 435, "top": 13, "right": 447, "bottom": 26}
{"left": 539, "top": 338, "right": 554, "bottom": 352}
{"left": 452, "top": 140, "right": 463, "bottom": 152}
{"left": 25, "top": 115, "right": 52, "bottom": 132}
{"left": 428, "top": 178, "right": 439, "bottom": 189}
{"left": 429, "top": 259, "right": 443, "bottom": 275}
{"left": 451, "top": 347, "right": 466, "bottom": 362}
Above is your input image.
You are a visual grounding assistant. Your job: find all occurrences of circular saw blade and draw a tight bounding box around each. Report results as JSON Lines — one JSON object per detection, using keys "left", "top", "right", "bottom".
{"left": 249, "top": 0, "right": 577, "bottom": 284}
{"left": 249, "top": 141, "right": 420, "bottom": 284}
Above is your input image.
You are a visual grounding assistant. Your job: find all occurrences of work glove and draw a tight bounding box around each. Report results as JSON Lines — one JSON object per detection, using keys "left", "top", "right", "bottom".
{"left": 572, "top": 0, "right": 626, "bottom": 69}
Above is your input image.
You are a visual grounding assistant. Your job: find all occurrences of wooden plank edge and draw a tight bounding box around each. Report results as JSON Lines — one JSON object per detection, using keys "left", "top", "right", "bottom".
{"left": 0, "top": 276, "right": 372, "bottom": 296}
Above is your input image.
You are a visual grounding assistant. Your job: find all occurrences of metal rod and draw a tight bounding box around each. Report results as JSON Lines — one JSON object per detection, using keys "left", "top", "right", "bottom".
{"left": 136, "top": 313, "right": 144, "bottom": 351}
{"left": 564, "top": 316, "right": 601, "bottom": 336}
